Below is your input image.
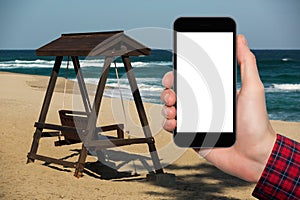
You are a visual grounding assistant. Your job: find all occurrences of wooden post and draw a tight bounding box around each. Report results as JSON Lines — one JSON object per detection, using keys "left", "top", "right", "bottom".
{"left": 74, "top": 56, "right": 113, "bottom": 177}
{"left": 27, "top": 56, "right": 63, "bottom": 163}
{"left": 74, "top": 145, "right": 88, "bottom": 178}
{"left": 72, "top": 56, "right": 92, "bottom": 113}
{"left": 71, "top": 55, "right": 93, "bottom": 177}
{"left": 122, "top": 56, "right": 164, "bottom": 174}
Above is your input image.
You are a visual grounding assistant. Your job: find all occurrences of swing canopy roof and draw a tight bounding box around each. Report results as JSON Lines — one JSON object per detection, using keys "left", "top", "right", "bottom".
{"left": 36, "top": 30, "right": 151, "bottom": 57}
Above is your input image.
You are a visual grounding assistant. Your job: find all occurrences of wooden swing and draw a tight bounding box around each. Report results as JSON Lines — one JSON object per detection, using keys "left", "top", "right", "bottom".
{"left": 27, "top": 31, "right": 165, "bottom": 178}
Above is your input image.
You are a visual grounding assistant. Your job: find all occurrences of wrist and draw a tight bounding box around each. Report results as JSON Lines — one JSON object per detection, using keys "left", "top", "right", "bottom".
{"left": 251, "top": 128, "right": 277, "bottom": 182}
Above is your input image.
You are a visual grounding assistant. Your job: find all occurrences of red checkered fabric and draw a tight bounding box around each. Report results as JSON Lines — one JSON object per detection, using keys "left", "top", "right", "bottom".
{"left": 252, "top": 134, "right": 300, "bottom": 199}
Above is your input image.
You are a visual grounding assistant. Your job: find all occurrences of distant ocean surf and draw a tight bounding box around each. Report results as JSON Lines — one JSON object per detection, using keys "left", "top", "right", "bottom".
{"left": 0, "top": 49, "right": 299, "bottom": 121}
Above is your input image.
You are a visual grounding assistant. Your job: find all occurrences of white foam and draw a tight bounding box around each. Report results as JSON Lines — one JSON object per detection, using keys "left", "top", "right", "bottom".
{"left": 80, "top": 59, "right": 166, "bottom": 68}
{"left": 136, "top": 77, "right": 161, "bottom": 82}
{"left": 15, "top": 59, "right": 54, "bottom": 64}
{"left": 281, "top": 58, "right": 292, "bottom": 62}
{"left": 0, "top": 59, "right": 68, "bottom": 69}
{"left": 273, "top": 83, "right": 300, "bottom": 90}
{"left": 82, "top": 78, "right": 163, "bottom": 92}
{"left": 137, "top": 83, "right": 163, "bottom": 92}
{"left": 266, "top": 83, "right": 300, "bottom": 92}
{"left": 0, "top": 63, "right": 53, "bottom": 69}
{"left": 0, "top": 59, "right": 171, "bottom": 69}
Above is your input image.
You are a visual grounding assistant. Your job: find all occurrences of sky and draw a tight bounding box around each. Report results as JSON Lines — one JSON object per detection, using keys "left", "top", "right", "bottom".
{"left": 0, "top": 0, "right": 299, "bottom": 49}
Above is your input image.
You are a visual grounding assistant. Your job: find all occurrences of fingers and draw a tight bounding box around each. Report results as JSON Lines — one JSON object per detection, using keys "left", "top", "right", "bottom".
{"left": 163, "top": 119, "right": 177, "bottom": 132}
{"left": 160, "top": 88, "right": 176, "bottom": 106}
{"left": 162, "top": 71, "right": 176, "bottom": 131}
{"left": 237, "top": 35, "right": 263, "bottom": 90}
{"left": 161, "top": 91, "right": 177, "bottom": 131}
{"left": 161, "top": 105, "right": 176, "bottom": 119}
{"left": 162, "top": 71, "right": 174, "bottom": 89}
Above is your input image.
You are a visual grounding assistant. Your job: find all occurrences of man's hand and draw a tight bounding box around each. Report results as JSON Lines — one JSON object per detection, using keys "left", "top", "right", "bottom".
{"left": 161, "top": 35, "right": 277, "bottom": 182}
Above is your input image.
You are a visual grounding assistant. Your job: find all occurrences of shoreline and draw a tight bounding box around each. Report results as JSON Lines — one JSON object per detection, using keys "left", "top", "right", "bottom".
{"left": 0, "top": 71, "right": 299, "bottom": 199}
{"left": 1, "top": 71, "right": 299, "bottom": 122}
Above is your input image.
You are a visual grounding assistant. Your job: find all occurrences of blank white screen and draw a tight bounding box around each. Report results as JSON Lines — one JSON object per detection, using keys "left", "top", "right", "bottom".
{"left": 177, "top": 32, "right": 233, "bottom": 132}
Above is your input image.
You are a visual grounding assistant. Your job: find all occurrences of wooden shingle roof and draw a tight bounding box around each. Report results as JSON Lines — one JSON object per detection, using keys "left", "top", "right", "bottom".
{"left": 36, "top": 31, "right": 151, "bottom": 56}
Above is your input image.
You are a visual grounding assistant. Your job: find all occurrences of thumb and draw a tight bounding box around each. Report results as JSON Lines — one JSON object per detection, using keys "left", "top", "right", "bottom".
{"left": 237, "top": 35, "right": 262, "bottom": 90}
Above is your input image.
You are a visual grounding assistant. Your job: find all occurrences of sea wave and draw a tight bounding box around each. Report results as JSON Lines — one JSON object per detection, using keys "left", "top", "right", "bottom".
{"left": 76, "top": 60, "right": 171, "bottom": 68}
{"left": 74, "top": 77, "right": 163, "bottom": 91}
{"left": 81, "top": 59, "right": 171, "bottom": 67}
{"left": 281, "top": 58, "right": 294, "bottom": 62}
{"left": 266, "top": 83, "right": 300, "bottom": 92}
{"left": 0, "top": 59, "right": 171, "bottom": 69}
{"left": 0, "top": 59, "right": 61, "bottom": 69}
{"left": 273, "top": 83, "right": 300, "bottom": 90}
{"left": 75, "top": 77, "right": 163, "bottom": 104}
{"left": 136, "top": 77, "right": 161, "bottom": 82}
{"left": 14, "top": 59, "right": 54, "bottom": 64}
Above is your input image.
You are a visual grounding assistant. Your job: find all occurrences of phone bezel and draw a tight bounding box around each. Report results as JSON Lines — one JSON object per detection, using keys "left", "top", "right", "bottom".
{"left": 173, "top": 17, "right": 236, "bottom": 148}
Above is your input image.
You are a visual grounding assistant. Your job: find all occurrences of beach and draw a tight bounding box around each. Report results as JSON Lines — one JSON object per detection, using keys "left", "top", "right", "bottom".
{"left": 0, "top": 72, "right": 299, "bottom": 200}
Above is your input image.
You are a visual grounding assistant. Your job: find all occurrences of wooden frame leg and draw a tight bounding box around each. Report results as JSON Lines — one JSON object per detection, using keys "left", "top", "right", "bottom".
{"left": 122, "top": 56, "right": 164, "bottom": 174}
{"left": 74, "top": 145, "right": 88, "bottom": 178}
{"left": 73, "top": 56, "right": 113, "bottom": 177}
{"left": 27, "top": 56, "right": 63, "bottom": 163}
{"left": 72, "top": 56, "right": 92, "bottom": 113}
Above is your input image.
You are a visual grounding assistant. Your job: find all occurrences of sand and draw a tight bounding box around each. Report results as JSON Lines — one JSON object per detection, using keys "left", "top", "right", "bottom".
{"left": 0, "top": 72, "right": 299, "bottom": 200}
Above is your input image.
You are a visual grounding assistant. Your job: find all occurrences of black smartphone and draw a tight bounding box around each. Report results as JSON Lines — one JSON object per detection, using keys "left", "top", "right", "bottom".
{"left": 173, "top": 17, "right": 236, "bottom": 147}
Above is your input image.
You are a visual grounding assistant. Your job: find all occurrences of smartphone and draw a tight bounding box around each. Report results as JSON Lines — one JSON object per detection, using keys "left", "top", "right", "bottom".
{"left": 173, "top": 17, "right": 236, "bottom": 147}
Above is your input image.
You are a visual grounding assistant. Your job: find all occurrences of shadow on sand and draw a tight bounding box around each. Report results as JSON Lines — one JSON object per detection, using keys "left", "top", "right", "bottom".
{"left": 42, "top": 148, "right": 253, "bottom": 199}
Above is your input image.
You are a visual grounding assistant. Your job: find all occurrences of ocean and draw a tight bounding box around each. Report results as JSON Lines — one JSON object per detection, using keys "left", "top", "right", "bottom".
{"left": 0, "top": 50, "right": 299, "bottom": 121}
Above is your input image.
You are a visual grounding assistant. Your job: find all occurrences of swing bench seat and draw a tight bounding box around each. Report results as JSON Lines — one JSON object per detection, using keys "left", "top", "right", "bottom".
{"left": 38, "top": 110, "right": 125, "bottom": 146}
{"left": 59, "top": 110, "right": 88, "bottom": 144}
{"left": 58, "top": 110, "right": 125, "bottom": 145}
{"left": 36, "top": 109, "right": 155, "bottom": 150}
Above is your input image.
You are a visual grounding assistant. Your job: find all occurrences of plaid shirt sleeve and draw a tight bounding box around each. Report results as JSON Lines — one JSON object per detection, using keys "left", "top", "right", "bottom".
{"left": 252, "top": 134, "right": 300, "bottom": 200}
